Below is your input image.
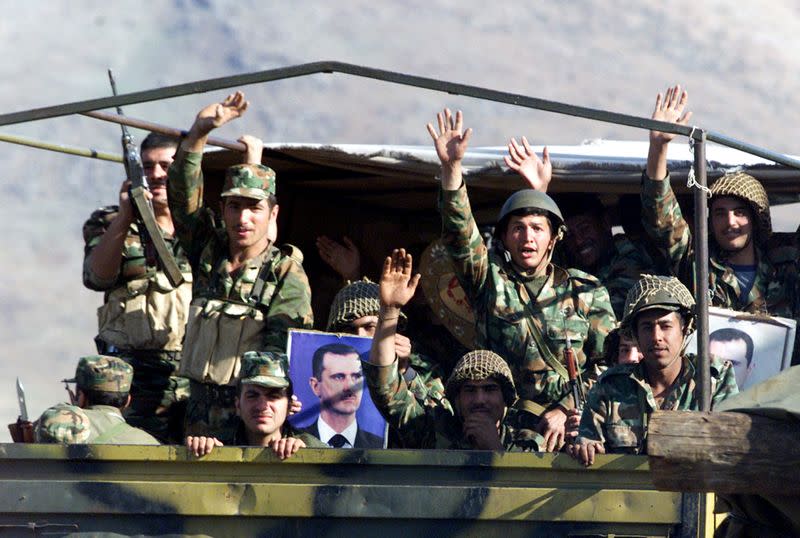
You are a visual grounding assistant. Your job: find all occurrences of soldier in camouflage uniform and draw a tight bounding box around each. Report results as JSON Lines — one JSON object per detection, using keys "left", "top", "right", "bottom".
{"left": 427, "top": 109, "right": 616, "bottom": 452}
{"left": 506, "top": 138, "right": 657, "bottom": 318}
{"left": 641, "top": 85, "right": 800, "bottom": 362}
{"left": 365, "top": 249, "right": 542, "bottom": 450}
{"left": 570, "top": 275, "right": 738, "bottom": 466}
{"left": 168, "top": 92, "right": 313, "bottom": 444}
{"left": 327, "top": 278, "right": 448, "bottom": 415}
{"left": 36, "top": 355, "right": 160, "bottom": 445}
{"left": 186, "top": 352, "right": 325, "bottom": 459}
{"left": 83, "top": 132, "right": 192, "bottom": 443}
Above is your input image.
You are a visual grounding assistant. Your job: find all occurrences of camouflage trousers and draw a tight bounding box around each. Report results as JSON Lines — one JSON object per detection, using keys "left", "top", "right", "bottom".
{"left": 114, "top": 350, "right": 190, "bottom": 444}
{"left": 184, "top": 380, "right": 239, "bottom": 445}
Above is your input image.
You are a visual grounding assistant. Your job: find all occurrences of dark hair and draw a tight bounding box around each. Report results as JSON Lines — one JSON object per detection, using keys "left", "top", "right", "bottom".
{"left": 140, "top": 132, "right": 180, "bottom": 153}
{"left": 496, "top": 208, "right": 553, "bottom": 239}
{"left": 311, "top": 343, "right": 361, "bottom": 379}
{"left": 80, "top": 389, "right": 128, "bottom": 409}
{"left": 555, "top": 193, "right": 605, "bottom": 221}
{"left": 710, "top": 327, "right": 755, "bottom": 366}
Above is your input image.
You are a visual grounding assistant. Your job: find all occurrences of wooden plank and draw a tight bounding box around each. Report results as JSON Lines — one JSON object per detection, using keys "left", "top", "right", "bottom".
{"left": 647, "top": 410, "right": 800, "bottom": 495}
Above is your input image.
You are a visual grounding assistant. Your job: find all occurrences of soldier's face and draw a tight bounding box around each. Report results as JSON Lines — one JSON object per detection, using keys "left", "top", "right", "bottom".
{"left": 710, "top": 196, "right": 753, "bottom": 252}
{"left": 503, "top": 214, "right": 555, "bottom": 272}
{"left": 223, "top": 197, "right": 278, "bottom": 254}
{"left": 635, "top": 310, "right": 684, "bottom": 369}
{"left": 563, "top": 213, "right": 611, "bottom": 270}
{"left": 710, "top": 338, "right": 752, "bottom": 388}
{"left": 235, "top": 384, "right": 289, "bottom": 439}
{"left": 310, "top": 353, "right": 363, "bottom": 416}
{"left": 347, "top": 315, "right": 378, "bottom": 337}
{"left": 617, "top": 334, "right": 643, "bottom": 365}
{"left": 455, "top": 379, "right": 505, "bottom": 425}
{"left": 142, "top": 146, "right": 175, "bottom": 207}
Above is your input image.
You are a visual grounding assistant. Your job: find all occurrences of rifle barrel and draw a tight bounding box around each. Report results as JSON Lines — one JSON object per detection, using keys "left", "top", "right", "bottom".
{"left": 0, "top": 132, "right": 122, "bottom": 162}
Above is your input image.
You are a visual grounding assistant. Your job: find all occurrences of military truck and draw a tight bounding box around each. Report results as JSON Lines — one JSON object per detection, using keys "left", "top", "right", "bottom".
{"left": 2, "top": 62, "right": 799, "bottom": 537}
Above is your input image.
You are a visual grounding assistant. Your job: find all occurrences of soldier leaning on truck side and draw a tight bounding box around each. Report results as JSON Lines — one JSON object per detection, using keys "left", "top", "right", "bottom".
{"left": 185, "top": 352, "right": 325, "bottom": 459}
{"left": 83, "top": 132, "right": 192, "bottom": 444}
{"left": 428, "top": 108, "right": 616, "bottom": 452}
{"left": 640, "top": 84, "right": 800, "bottom": 364}
{"left": 36, "top": 355, "right": 160, "bottom": 445}
{"left": 167, "top": 92, "right": 313, "bottom": 444}
{"left": 365, "top": 249, "right": 542, "bottom": 451}
{"left": 569, "top": 275, "right": 738, "bottom": 466}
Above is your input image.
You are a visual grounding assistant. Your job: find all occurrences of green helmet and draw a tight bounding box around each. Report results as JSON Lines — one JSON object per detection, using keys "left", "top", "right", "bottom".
{"left": 710, "top": 171, "right": 771, "bottom": 245}
{"left": 445, "top": 350, "right": 516, "bottom": 407}
{"left": 620, "top": 274, "right": 696, "bottom": 335}
{"left": 326, "top": 278, "right": 407, "bottom": 332}
{"left": 495, "top": 189, "right": 565, "bottom": 239}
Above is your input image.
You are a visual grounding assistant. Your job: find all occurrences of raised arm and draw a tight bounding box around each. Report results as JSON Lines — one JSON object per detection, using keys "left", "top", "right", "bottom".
{"left": 504, "top": 136, "right": 551, "bottom": 192}
{"left": 646, "top": 85, "right": 692, "bottom": 181}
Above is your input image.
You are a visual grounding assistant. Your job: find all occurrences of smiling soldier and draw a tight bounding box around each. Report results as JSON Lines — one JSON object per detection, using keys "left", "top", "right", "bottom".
{"left": 428, "top": 109, "right": 615, "bottom": 452}
{"left": 569, "top": 274, "right": 738, "bottom": 466}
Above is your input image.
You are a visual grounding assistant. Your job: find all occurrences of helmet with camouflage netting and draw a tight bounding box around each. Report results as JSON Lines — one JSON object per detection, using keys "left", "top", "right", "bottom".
{"left": 445, "top": 350, "right": 516, "bottom": 407}
{"left": 620, "top": 274, "right": 696, "bottom": 335}
{"left": 710, "top": 171, "right": 771, "bottom": 244}
{"left": 326, "top": 278, "right": 406, "bottom": 333}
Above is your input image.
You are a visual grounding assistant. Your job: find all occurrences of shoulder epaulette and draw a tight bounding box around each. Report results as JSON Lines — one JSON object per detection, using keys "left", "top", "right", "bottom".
{"left": 280, "top": 243, "right": 304, "bottom": 264}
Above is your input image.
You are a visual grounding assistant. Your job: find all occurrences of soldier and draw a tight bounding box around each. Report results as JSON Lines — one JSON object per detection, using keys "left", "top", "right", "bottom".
{"left": 36, "top": 355, "right": 160, "bottom": 445}
{"left": 326, "top": 279, "right": 448, "bottom": 412}
{"left": 186, "top": 352, "right": 325, "bottom": 459}
{"left": 506, "top": 138, "right": 656, "bottom": 318}
{"left": 83, "top": 132, "right": 191, "bottom": 443}
{"left": 641, "top": 85, "right": 800, "bottom": 361}
{"left": 569, "top": 275, "right": 738, "bottom": 466}
{"left": 167, "top": 91, "right": 313, "bottom": 444}
{"left": 365, "top": 249, "right": 542, "bottom": 451}
{"left": 427, "top": 109, "right": 616, "bottom": 452}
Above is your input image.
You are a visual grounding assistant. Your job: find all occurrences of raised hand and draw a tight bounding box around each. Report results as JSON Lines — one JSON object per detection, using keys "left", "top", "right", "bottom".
{"left": 650, "top": 85, "right": 692, "bottom": 146}
{"left": 239, "top": 134, "right": 264, "bottom": 165}
{"left": 316, "top": 236, "right": 361, "bottom": 281}
{"left": 504, "top": 137, "right": 551, "bottom": 192}
{"left": 191, "top": 91, "right": 250, "bottom": 138}
{"left": 379, "top": 248, "right": 421, "bottom": 311}
{"left": 426, "top": 108, "right": 472, "bottom": 169}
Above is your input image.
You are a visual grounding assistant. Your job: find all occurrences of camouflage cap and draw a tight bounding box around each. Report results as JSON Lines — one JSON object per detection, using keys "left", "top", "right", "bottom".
{"left": 620, "top": 274, "right": 696, "bottom": 334}
{"left": 64, "top": 355, "right": 133, "bottom": 394}
{"left": 35, "top": 404, "right": 91, "bottom": 444}
{"left": 221, "top": 164, "right": 276, "bottom": 200}
{"left": 326, "top": 279, "right": 407, "bottom": 332}
{"left": 445, "top": 350, "right": 517, "bottom": 407}
{"left": 239, "top": 351, "right": 290, "bottom": 389}
{"left": 710, "top": 171, "right": 771, "bottom": 244}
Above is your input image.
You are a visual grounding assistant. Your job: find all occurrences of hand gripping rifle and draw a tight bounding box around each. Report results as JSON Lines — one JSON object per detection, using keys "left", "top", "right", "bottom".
{"left": 107, "top": 69, "right": 184, "bottom": 288}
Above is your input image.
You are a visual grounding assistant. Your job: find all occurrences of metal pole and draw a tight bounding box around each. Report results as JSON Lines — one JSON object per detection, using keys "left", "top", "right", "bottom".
{"left": 82, "top": 111, "right": 246, "bottom": 152}
{"left": 0, "top": 132, "right": 121, "bottom": 162}
{"left": 693, "top": 132, "right": 711, "bottom": 411}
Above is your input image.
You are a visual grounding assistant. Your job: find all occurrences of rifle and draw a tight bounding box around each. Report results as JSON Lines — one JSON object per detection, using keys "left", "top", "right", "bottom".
{"left": 8, "top": 377, "right": 34, "bottom": 443}
{"left": 107, "top": 69, "right": 184, "bottom": 288}
{"left": 561, "top": 308, "right": 586, "bottom": 413}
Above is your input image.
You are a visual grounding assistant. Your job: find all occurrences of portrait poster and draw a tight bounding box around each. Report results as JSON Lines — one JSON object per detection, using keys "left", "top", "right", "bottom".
{"left": 685, "top": 306, "right": 796, "bottom": 391}
{"left": 287, "top": 329, "right": 387, "bottom": 448}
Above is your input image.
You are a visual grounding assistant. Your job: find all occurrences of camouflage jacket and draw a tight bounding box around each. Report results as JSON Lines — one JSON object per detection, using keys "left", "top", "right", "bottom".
{"left": 590, "top": 234, "right": 660, "bottom": 319}
{"left": 577, "top": 354, "right": 738, "bottom": 454}
{"left": 167, "top": 150, "right": 313, "bottom": 380}
{"left": 83, "top": 405, "right": 161, "bottom": 445}
{"left": 440, "top": 185, "right": 616, "bottom": 411}
{"left": 83, "top": 207, "right": 193, "bottom": 352}
{"left": 364, "top": 360, "right": 542, "bottom": 451}
{"left": 641, "top": 174, "right": 800, "bottom": 317}
{"left": 404, "top": 351, "right": 450, "bottom": 411}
